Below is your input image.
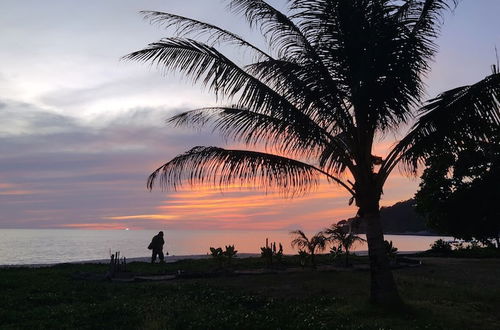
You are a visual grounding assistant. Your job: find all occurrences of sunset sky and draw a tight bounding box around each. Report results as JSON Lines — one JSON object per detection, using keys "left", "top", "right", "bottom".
{"left": 1, "top": 0, "right": 499, "bottom": 231}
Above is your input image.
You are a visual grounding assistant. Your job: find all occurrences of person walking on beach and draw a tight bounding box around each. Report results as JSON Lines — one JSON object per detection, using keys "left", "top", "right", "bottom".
{"left": 148, "top": 231, "right": 165, "bottom": 263}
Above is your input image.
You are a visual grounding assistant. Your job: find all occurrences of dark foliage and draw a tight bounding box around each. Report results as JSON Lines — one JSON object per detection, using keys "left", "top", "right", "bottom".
{"left": 430, "top": 239, "right": 452, "bottom": 253}
{"left": 415, "top": 130, "right": 500, "bottom": 245}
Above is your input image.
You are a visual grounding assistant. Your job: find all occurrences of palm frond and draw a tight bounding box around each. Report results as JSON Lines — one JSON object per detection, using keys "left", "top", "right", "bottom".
{"left": 122, "top": 38, "right": 248, "bottom": 99}
{"left": 290, "top": 229, "right": 310, "bottom": 249}
{"left": 395, "top": 0, "right": 458, "bottom": 80}
{"left": 346, "top": 234, "right": 366, "bottom": 246}
{"left": 227, "top": 0, "right": 310, "bottom": 60}
{"left": 227, "top": 0, "right": 352, "bottom": 123}
{"left": 123, "top": 38, "right": 335, "bottom": 138}
{"left": 245, "top": 59, "right": 353, "bottom": 134}
{"left": 148, "top": 146, "right": 353, "bottom": 197}
{"left": 141, "top": 10, "right": 270, "bottom": 60}
{"left": 310, "top": 232, "right": 327, "bottom": 252}
{"left": 318, "top": 132, "right": 354, "bottom": 175}
{"left": 407, "top": 0, "right": 458, "bottom": 37}
{"left": 380, "top": 72, "right": 500, "bottom": 180}
{"left": 169, "top": 107, "right": 355, "bottom": 173}
{"left": 168, "top": 107, "right": 331, "bottom": 159}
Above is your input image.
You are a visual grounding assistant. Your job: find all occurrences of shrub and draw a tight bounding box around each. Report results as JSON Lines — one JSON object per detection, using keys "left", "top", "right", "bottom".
{"left": 384, "top": 240, "right": 398, "bottom": 259}
{"left": 210, "top": 245, "right": 238, "bottom": 267}
{"left": 260, "top": 240, "right": 283, "bottom": 266}
{"left": 329, "top": 245, "right": 343, "bottom": 262}
{"left": 430, "top": 239, "right": 452, "bottom": 253}
{"left": 209, "top": 247, "right": 224, "bottom": 267}
{"left": 298, "top": 250, "right": 309, "bottom": 267}
{"left": 223, "top": 245, "right": 238, "bottom": 264}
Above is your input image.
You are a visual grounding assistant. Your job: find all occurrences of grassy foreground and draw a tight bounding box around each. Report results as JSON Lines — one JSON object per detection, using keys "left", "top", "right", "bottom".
{"left": 0, "top": 257, "right": 499, "bottom": 329}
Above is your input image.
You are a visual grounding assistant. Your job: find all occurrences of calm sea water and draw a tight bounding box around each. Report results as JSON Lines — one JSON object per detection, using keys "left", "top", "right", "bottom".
{"left": 0, "top": 229, "right": 451, "bottom": 265}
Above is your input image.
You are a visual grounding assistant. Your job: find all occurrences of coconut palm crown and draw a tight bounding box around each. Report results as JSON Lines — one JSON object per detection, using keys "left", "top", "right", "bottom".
{"left": 124, "top": 0, "right": 500, "bottom": 304}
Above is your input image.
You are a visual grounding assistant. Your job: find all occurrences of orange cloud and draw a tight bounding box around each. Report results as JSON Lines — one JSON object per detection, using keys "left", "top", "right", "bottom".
{"left": 105, "top": 214, "right": 179, "bottom": 221}
{"left": 95, "top": 140, "right": 419, "bottom": 232}
{"left": 118, "top": 180, "right": 355, "bottom": 230}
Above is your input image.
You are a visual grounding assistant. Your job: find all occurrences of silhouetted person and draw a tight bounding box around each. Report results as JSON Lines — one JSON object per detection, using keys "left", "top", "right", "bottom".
{"left": 149, "top": 231, "right": 165, "bottom": 263}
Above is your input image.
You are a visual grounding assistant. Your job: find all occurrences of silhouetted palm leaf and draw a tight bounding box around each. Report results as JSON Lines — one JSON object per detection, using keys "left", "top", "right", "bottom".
{"left": 290, "top": 230, "right": 327, "bottom": 253}
{"left": 141, "top": 10, "right": 270, "bottom": 59}
{"left": 228, "top": 0, "right": 314, "bottom": 60}
{"left": 169, "top": 107, "right": 353, "bottom": 167}
{"left": 381, "top": 72, "right": 500, "bottom": 179}
{"left": 290, "top": 229, "right": 310, "bottom": 250}
{"left": 147, "top": 146, "right": 353, "bottom": 196}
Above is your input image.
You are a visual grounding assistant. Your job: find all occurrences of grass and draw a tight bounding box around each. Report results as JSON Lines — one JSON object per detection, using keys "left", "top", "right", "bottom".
{"left": 0, "top": 257, "right": 499, "bottom": 329}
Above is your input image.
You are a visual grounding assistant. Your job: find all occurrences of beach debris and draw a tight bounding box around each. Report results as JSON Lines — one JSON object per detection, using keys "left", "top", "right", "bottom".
{"left": 107, "top": 251, "right": 128, "bottom": 279}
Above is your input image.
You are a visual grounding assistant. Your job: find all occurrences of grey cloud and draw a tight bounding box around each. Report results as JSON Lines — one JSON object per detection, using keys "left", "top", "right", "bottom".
{"left": 0, "top": 101, "right": 80, "bottom": 136}
{"left": 39, "top": 74, "right": 170, "bottom": 110}
{"left": 0, "top": 99, "right": 225, "bottom": 228}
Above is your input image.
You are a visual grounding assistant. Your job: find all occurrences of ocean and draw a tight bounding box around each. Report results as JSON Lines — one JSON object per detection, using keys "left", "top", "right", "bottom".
{"left": 0, "top": 229, "right": 451, "bottom": 265}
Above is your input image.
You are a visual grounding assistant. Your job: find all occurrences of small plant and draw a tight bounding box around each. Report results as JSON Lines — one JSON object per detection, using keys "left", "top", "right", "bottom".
{"left": 260, "top": 246, "right": 273, "bottom": 264}
{"left": 223, "top": 245, "right": 238, "bottom": 264}
{"left": 210, "top": 245, "right": 238, "bottom": 267}
{"left": 260, "top": 239, "right": 283, "bottom": 267}
{"left": 430, "top": 239, "right": 452, "bottom": 253}
{"left": 274, "top": 242, "right": 284, "bottom": 263}
{"left": 329, "top": 245, "right": 343, "bottom": 262}
{"left": 290, "top": 230, "right": 326, "bottom": 268}
{"left": 260, "top": 238, "right": 273, "bottom": 265}
{"left": 384, "top": 240, "right": 398, "bottom": 260}
{"left": 298, "top": 250, "right": 309, "bottom": 268}
{"left": 324, "top": 223, "right": 365, "bottom": 267}
{"left": 209, "top": 247, "right": 224, "bottom": 267}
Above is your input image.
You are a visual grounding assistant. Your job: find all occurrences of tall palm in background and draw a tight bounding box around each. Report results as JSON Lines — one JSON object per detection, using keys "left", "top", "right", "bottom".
{"left": 125, "top": 0, "right": 500, "bottom": 304}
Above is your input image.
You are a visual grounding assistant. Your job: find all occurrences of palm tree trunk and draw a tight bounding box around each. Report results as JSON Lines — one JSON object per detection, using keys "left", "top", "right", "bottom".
{"left": 364, "top": 210, "right": 401, "bottom": 305}
{"left": 345, "top": 248, "right": 349, "bottom": 267}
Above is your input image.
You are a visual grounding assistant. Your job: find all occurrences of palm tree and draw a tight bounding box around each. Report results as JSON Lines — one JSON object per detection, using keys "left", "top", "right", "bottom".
{"left": 325, "top": 223, "right": 366, "bottom": 267}
{"left": 290, "top": 230, "right": 327, "bottom": 268}
{"left": 124, "top": 0, "right": 500, "bottom": 304}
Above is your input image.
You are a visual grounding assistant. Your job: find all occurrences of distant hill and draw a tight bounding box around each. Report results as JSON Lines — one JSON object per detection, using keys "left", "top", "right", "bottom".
{"left": 347, "top": 199, "right": 435, "bottom": 235}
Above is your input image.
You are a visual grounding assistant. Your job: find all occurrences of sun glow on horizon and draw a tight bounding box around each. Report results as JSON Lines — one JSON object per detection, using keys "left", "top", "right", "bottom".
{"left": 98, "top": 181, "right": 358, "bottom": 231}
